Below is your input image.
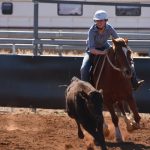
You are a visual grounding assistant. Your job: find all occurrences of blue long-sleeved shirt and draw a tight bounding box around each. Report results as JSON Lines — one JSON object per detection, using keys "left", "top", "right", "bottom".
{"left": 87, "top": 23, "right": 119, "bottom": 50}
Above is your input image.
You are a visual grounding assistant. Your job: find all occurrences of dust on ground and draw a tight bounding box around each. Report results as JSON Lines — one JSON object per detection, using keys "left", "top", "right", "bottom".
{"left": 0, "top": 108, "right": 149, "bottom": 150}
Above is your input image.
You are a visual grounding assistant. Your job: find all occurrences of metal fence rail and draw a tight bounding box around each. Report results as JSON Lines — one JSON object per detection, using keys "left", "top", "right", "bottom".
{"left": 0, "top": 30, "right": 150, "bottom": 40}
{"left": 0, "top": 31, "right": 150, "bottom": 55}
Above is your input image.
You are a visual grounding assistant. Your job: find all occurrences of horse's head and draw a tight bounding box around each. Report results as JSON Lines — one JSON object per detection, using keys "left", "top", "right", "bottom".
{"left": 111, "top": 37, "right": 132, "bottom": 78}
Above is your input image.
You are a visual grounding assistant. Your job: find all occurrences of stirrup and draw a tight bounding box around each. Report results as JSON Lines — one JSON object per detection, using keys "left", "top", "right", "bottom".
{"left": 133, "top": 80, "right": 144, "bottom": 91}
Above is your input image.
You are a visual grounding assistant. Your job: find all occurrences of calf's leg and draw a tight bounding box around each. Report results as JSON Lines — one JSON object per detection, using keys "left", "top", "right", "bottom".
{"left": 82, "top": 121, "right": 107, "bottom": 150}
{"left": 75, "top": 120, "right": 84, "bottom": 139}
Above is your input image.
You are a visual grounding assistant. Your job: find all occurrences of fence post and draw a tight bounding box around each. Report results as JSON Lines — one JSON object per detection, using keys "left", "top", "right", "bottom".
{"left": 12, "top": 44, "right": 16, "bottom": 54}
{"left": 33, "top": 0, "right": 39, "bottom": 56}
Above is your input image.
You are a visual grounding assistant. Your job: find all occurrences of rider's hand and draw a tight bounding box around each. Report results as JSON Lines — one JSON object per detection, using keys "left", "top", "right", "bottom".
{"left": 90, "top": 48, "right": 108, "bottom": 55}
{"left": 104, "top": 49, "right": 109, "bottom": 54}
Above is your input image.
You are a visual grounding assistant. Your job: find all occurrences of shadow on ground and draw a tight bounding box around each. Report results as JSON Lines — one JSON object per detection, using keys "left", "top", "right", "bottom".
{"left": 106, "top": 141, "right": 150, "bottom": 150}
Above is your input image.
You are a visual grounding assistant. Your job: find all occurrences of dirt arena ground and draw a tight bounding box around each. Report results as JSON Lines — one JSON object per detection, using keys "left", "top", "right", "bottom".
{"left": 0, "top": 108, "right": 149, "bottom": 150}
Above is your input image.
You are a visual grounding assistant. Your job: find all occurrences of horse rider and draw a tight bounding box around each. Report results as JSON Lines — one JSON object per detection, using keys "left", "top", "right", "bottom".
{"left": 80, "top": 10, "right": 144, "bottom": 90}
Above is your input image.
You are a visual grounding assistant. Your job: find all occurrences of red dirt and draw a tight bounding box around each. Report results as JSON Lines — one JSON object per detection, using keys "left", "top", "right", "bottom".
{"left": 0, "top": 108, "right": 149, "bottom": 150}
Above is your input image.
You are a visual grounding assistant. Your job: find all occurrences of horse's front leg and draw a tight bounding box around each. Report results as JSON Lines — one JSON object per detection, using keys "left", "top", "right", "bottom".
{"left": 107, "top": 103, "right": 123, "bottom": 142}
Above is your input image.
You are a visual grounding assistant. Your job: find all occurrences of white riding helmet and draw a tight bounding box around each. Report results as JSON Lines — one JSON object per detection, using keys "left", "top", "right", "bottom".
{"left": 93, "top": 10, "right": 108, "bottom": 21}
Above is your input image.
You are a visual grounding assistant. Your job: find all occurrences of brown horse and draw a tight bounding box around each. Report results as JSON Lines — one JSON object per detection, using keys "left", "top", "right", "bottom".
{"left": 91, "top": 37, "right": 141, "bottom": 142}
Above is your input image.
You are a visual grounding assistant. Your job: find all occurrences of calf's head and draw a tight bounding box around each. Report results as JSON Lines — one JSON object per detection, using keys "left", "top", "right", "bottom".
{"left": 77, "top": 90, "right": 103, "bottom": 120}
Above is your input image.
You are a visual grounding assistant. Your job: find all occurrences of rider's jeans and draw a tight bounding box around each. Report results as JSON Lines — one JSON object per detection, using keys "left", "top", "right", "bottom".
{"left": 80, "top": 52, "right": 92, "bottom": 82}
{"left": 80, "top": 46, "right": 109, "bottom": 82}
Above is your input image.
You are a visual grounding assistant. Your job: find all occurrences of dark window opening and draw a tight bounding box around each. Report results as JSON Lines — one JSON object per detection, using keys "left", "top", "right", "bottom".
{"left": 116, "top": 5, "right": 141, "bottom": 16}
{"left": 58, "top": 3, "right": 83, "bottom": 16}
{"left": 1, "top": 2, "right": 13, "bottom": 15}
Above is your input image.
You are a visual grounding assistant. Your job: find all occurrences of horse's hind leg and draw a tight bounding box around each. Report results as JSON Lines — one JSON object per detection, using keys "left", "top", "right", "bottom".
{"left": 117, "top": 101, "right": 131, "bottom": 115}
{"left": 116, "top": 101, "right": 134, "bottom": 131}
{"left": 115, "top": 101, "right": 126, "bottom": 117}
{"left": 127, "top": 97, "right": 141, "bottom": 130}
{"left": 107, "top": 104, "right": 123, "bottom": 142}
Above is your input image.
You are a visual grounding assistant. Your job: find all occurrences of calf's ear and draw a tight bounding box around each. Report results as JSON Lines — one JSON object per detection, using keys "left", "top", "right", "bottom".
{"left": 88, "top": 91, "right": 100, "bottom": 98}
{"left": 71, "top": 76, "right": 79, "bottom": 82}
{"left": 88, "top": 91, "right": 97, "bottom": 96}
{"left": 88, "top": 90, "right": 103, "bottom": 95}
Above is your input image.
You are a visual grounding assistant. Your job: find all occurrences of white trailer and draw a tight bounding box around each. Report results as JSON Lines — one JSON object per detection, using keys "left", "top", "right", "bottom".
{"left": 0, "top": 0, "right": 150, "bottom": 32}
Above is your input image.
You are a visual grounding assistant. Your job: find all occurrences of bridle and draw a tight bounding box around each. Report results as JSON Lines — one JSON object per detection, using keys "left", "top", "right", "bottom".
{"left": 94, "top": 47, "right": 130, "bottom": 89}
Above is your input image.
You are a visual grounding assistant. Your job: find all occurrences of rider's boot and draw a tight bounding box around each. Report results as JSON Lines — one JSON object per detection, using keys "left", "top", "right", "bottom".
{"left": 131, "top": 68, "right": 144, "bottom": 91}
{"left": 129, "top": 54, "right": 144, "bottom": 91}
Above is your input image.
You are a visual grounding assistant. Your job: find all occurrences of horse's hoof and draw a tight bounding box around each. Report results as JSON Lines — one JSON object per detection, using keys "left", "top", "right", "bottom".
{"left": 125, "top": 119, "right": 136, "bottom": 132}
{"left": 132, "top": 122, "right": 140, "bottom": 130}
{"left": 126, "top": 123, "right": 134, "bottom": 132}
{"left": 127, "top": 122, "right": 140, "bottom": 132}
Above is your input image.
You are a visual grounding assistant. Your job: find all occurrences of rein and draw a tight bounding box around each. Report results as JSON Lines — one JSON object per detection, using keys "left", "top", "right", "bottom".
{"left": 95, "top": 53, "right": 122, "bottom": 89}
{"left": 106, "top": 54, "right": 121, "bottom": 72}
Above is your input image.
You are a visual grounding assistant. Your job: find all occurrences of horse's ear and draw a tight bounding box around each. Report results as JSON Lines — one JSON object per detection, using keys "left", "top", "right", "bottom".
{"left": 124, "top": 38, "right": 128, "bottom": 43}
{"left": 112, "top": 38, "right": 116, "bottom": 44}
